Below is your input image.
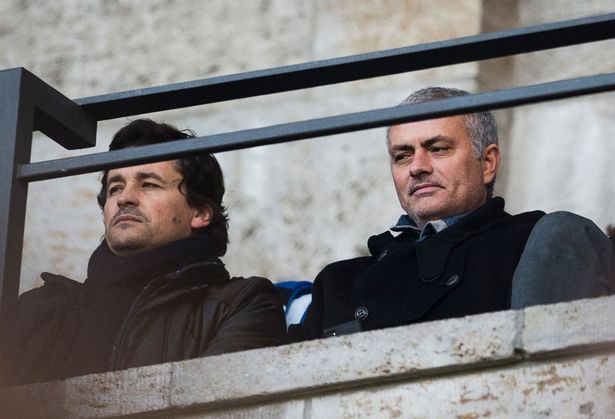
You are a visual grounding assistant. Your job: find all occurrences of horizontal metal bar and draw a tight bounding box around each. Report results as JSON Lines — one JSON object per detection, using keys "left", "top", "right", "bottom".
{"left": 18, "top": 72, "right": 615, "bottom": 183}
{"left": 74, "top": 13, "right": 615, "bottom": 121}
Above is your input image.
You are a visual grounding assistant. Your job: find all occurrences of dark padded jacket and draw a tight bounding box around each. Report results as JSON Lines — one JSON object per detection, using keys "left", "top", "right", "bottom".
{"left": 1, "top": 260, "right": 286, "bottom": 385}
{"left": 286, "top": 198, "right": 544, "bottom": 342}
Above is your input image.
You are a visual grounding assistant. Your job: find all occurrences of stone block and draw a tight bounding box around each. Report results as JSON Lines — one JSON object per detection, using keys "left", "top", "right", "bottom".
{"left": 503, "top": 94, "right": 615, "bottom": 231}
{"left": 62, "top": 363, "right": 172, "bottom": 418}
{"left": 518, "top": 0, "right": 615, "bottom": 24}
{"left": 313, "top": 0, "right": 481, "bottom": 95}
{"left": 170, "top": 310, "right": 518, "bottom": 408}
{"left": 495, "top": 1, "right": 615, "bottom": 230}
{"left": 521, "top": 294, "right": 615, "bottom": 356}
{"left": 174, "top": 400, "right": 305, "bottom": 419}
{"left": 313, "top": 0, "right": 481, "bottom": 56}
{"left": 309, "top": 354, "right": 615, "bottom": 418}
{"left": 0, "top": 0, "right": 313, "bottom": 97}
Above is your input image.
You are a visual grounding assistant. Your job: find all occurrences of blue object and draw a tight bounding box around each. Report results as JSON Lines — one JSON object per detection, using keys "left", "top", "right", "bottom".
{"left": 275, "top": 281, "right": 313, "bottom": 325}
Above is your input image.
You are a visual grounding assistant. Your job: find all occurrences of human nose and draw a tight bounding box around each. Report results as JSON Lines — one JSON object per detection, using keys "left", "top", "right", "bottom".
{"left": 116, "top": 183, "right": 139, "bottom": 206}
{"left": 408, "top": 150, "right": 432, "bottom": 177}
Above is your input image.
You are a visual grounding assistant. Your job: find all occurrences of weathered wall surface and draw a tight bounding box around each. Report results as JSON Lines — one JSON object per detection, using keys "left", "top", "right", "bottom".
{"left": 486, "top": 0, "right": 615, "bottom": 230}
{"left": 0, "top": 0, "right": 613, "bottom": 291}
{"left": 1, "top": 0, "right": 481, "bottom": 291}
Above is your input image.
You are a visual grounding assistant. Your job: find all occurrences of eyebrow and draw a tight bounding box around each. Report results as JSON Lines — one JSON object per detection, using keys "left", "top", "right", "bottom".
{"left": 390, "top": 135, "right": 453, "bottom": 153}
{"left": 107, "top": 171, "right": 167, "bottom": 186}
{"left": 421, "top": 135, "right": 454, "bottom": 148}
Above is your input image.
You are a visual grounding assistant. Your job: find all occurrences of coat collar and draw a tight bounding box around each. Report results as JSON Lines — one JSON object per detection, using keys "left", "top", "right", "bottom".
{"left": 85, "top": 233, "right": 226, "bottom": 291}
{"left": 368, "top": 197, "right": 508, "bottom": 258}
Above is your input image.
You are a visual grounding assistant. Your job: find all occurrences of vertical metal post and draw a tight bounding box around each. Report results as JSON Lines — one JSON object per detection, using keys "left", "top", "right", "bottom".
{"left": 0, "top": 68, "right": 96, "bottom": 324}
{"left": 0, "top": 69, "right": 34, "bottom": 321}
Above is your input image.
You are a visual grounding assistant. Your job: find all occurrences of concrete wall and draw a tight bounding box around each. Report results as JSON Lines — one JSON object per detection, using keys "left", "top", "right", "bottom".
{"left": 484, "top": 0, "right": 615, "bottom": 231}
{"left": 2, "top": 295, "right": 614, "bottom": 418}
{"left": 1, "top": 0, "right": 480, "bottom": 291}
{"left": 0, "top": 1, "right": 613, "bottom": 293}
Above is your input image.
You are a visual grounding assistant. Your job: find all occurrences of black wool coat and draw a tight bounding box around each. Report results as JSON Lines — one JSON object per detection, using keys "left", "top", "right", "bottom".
{"left": 286, "top": 198, "right": 544, "bottom": 342}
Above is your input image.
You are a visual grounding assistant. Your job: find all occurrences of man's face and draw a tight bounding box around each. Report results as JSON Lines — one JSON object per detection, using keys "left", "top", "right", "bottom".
{"left": 103, "top": 160, "right": 210, "bottom": 256}
{"left": 388, "top": 116, "right": 499, "bottom": 228}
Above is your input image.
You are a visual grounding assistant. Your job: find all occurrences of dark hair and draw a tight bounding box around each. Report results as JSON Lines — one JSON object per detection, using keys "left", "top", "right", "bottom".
{"left": 97, "top": 119, "right": 229, "bottom": 255}
{"left": 386, "top": 87, "right": 499, "bottom": 197}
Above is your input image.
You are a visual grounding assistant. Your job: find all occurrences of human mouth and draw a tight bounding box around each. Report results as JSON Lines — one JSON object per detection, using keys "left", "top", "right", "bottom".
{"left": 112, "top": 210, "right": 145, "bottom": 226}
{"left": 410, "top": 183, "right": 442, "bottom": 195}
{"left": 115, "top": 215, "right": 141, "bottom": 224}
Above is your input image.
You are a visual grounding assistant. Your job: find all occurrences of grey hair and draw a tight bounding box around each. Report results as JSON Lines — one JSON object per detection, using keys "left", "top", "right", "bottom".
{"left": 386, "top": 86, "right": 499, "bottom": 195}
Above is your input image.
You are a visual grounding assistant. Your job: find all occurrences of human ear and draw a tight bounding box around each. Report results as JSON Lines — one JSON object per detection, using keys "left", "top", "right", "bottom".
{"left": 191, "top": 205, "right": 214, "bottom": 229}
{"left": 482, "top": 144, "right": 501, "bottom": 185}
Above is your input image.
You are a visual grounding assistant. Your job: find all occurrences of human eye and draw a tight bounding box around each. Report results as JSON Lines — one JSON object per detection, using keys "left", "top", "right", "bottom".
{"left": 430, "top": 144, "right": 450, "bottom": 154}
{"left": 392, "top": 152, "right": 411, "bottom": 164}
{"left": 108, "top": 184, "right": 123, "bottom": 196}
{"left": 142, "top": 181, "right": 161, "bottom": 190}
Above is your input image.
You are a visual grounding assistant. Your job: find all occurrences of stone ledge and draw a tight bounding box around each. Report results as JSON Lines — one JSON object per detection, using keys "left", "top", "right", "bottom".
{"left": 1, "top": 295, "right": 614, "bottom": 418}
{"left": 521, "top": 295, "right": 615, "bottom": 356}
{"left": 307, "top": 352, "right": 615, "bottom": 418}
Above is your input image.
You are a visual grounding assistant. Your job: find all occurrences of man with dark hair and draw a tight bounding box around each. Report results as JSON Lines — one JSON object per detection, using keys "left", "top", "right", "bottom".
{"left": 287, "top": 87, "right": 614, "bottom": 342}
{"left": 1, "top": 119, "right": 286, "bottom": 385}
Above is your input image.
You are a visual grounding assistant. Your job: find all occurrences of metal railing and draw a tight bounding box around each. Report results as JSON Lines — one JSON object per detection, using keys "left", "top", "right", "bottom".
{"left": 1, "top": 13, "right": 615, "bottom": 320}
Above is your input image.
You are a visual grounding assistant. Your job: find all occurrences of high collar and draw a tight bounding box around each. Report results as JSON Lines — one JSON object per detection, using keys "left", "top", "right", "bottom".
{"left": 85, "top": 233, "right": 226, "bottom": 291}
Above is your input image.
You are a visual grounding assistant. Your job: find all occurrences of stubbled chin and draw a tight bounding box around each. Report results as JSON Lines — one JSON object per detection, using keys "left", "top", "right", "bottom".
{"left": 117, "top": 225, "right": 137, "bottom": 231}
{"left": 409, "top": 198, "right": 444, "bottom": 218}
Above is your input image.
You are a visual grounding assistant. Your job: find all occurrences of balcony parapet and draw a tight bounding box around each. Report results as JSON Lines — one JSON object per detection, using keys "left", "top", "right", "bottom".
{"left": 2, "top": 295, "right": 614, "bottom": 418}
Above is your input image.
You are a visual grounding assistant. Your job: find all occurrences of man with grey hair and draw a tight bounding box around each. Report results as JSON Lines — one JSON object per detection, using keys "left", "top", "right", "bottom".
{"left": 286, "top": 87, "right": 614, "bottom": 342}
{"left": 386, "top": 87, "right": 499, "bottom": 197}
